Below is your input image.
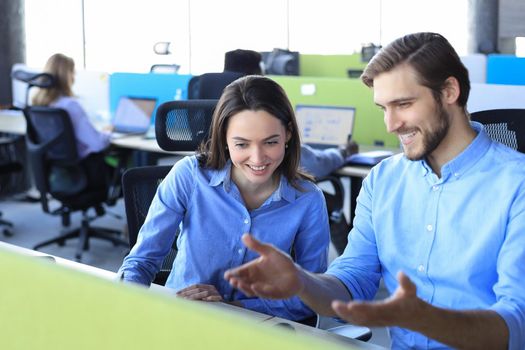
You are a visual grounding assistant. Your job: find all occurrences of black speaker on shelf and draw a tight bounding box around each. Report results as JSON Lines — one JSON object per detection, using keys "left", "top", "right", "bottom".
{"left": 261, "top": 48, "right": 299, "bottom": 76}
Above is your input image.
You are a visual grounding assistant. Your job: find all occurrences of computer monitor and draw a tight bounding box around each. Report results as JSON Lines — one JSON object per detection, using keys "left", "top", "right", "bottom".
{"left": 295, "top": 105, "right": 356, "bottom": 149}
{"left": 112, "top": 96, "right": 157, "bottom": 134}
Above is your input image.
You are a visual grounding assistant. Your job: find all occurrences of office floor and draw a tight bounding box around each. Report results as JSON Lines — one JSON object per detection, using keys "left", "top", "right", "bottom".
{"left": 0, "top": 192, "right": 391, "bottom": 348}
{"left": 0, "top": 194, "right": 129, "bottom": 271}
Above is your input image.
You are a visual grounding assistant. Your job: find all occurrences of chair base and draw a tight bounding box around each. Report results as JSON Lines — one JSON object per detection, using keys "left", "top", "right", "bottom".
{"left": 33, "top": 216, "right": 127, "bottom": 262}
{"left": 0, "top": 211, "right": 14, "bottom": 237}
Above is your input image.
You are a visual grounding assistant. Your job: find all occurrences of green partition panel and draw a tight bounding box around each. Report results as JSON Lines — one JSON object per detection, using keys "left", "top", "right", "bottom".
{"left": 271, "top": 76, "right": 398, "bottom": 147}
{"left": 0, "top": 249, "right": 351, "bottom": 350}
{"left": 300, "top": 54, "right": 367, "bottom": 78}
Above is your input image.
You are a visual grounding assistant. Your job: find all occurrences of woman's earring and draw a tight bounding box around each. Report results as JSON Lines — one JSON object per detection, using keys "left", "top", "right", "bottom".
{"left": 285, "top": 143, "right": 289, "bottom": 149}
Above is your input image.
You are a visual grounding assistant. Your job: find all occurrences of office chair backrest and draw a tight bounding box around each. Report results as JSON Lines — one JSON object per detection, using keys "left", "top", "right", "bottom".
{"left": 11, "top": 70, "right": 55, "bottom": 107}
{"left": 23, "top": 106, "right": 87, "bottom": 211}
{"left": 470, "top": 109, "right": 525, "bottom": 153}
{"left": 155, "top": 99, "right": 218, "bottom": 152}
{"left": 24, "top": 107, "right": 78, "bottom": 162}
{"left": 122, "top": 165, "right": 172, "bottom": 247}
{"left": 122, "top": 165, "right": 175, "bottom": 285}
{"left": 187, "top": 71, "right": 245, "bottom": 100}
{"left": 224, "top": 49, "right": 263, "bottom": 75}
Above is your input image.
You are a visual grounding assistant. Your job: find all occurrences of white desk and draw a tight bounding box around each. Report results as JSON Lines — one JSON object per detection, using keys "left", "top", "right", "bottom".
{"left": 0, "top": 241, "right": 384, "bottom": 349}
{"left": 0, "top": 109, "right": 192, "bottom": 157}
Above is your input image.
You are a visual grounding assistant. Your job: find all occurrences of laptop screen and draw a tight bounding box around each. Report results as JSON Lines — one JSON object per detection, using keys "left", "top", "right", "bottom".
{"left": 112, "top": 97, "right": 157, "bottom": 133}
{"left": 295, "top": 105, "right": 356, "bottom": 148}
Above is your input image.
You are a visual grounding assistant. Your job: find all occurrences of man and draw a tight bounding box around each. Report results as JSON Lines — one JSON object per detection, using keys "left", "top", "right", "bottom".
{"left": 224, "top": 32, "right": 525, "bottom": 349}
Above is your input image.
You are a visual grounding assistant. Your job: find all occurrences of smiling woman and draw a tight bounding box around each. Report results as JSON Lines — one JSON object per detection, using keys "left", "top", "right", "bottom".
{"left": 118, "top": 75, "right": 331, "bottom": 322}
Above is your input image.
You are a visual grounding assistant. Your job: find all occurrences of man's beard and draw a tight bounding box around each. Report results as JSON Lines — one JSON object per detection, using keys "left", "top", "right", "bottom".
{"left": 406, "top": 102, "right": 451, "bottom": 161}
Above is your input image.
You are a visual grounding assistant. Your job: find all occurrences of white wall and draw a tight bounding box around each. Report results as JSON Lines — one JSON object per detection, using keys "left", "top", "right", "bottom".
{"left": 468, "top": 83, "right": 525, "bottom": 112}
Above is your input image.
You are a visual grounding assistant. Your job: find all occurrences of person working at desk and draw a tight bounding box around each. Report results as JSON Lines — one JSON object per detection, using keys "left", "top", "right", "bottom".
{"left": 118, "top": 75, "right": 330, "bottom": 321}
{"left": 32, "top": 53, "right": 115, "bottom": 190}
{"left": 224, "top": 48, "right": 358, "bottom": 178}
{"left": 32, "top": 53, "right": 111, "bottom": 159}
{"left": 225, "top": 32, "right": 525, "bottom": 349}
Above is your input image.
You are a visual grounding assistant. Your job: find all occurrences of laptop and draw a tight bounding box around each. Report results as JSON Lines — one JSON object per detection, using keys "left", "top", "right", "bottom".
{"left": 110, "top": 96, "right": 157, "bottom": 138}
{"left": 295, "top": 104, "right": 393, "bottom": 166}
{"left": 295, "top": 104, "right": 356, "bottom": 149}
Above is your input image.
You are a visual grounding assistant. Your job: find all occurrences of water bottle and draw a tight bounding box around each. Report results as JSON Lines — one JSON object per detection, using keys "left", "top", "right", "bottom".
{"left": 174, "top": 88, "right": 182, "bottom": 101}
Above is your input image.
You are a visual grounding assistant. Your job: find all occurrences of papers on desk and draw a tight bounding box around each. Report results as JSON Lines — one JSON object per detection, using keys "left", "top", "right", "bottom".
{"left": 345, "top": 150, "right": 394, "bottom": 166}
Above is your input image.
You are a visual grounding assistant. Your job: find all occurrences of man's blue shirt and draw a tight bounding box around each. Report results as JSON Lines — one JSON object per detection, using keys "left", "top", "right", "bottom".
{"left": 327, "top": 122, "right": 525, "bottom": 349}
{"left": 119, "top": 156, "right": 330, "bottom": 321}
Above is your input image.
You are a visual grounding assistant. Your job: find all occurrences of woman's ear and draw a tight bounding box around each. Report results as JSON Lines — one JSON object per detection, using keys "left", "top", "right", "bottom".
{"left": 442, "top": 76, "right": 460, "bottom": 105}
{"left": 286, "top": 123, "right": 293, "bottom": 143}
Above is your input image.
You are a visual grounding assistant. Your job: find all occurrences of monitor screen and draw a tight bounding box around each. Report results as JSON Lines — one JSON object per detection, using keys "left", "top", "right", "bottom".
{"left": 112, "top": 97, "right": 157, "bottom": 133}
{"left": 295, "top": 105, "right": 356, "bottom": 148}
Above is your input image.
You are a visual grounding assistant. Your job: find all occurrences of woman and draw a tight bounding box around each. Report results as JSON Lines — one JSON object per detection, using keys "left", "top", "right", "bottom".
{"left": 32, "top": 53, "right": 111, "bottom": 160}
{"left": 118, "top": 76, "right": 330, "bottom": 321}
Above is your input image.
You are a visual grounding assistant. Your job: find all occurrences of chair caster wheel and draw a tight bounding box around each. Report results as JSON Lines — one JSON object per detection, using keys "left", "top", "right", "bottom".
{"left": 3, "top": 228, "right": 13, "bottom": 237}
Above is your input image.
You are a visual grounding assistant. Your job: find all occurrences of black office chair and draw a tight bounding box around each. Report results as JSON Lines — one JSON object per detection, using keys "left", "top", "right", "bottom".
{"left": 316, "top": 175, "right": 350, "bottom": 256}
{"left": 155, "top": 99, "right": 218, "bottom": 152}
{"left": 187, "top": 71, "right": 245, "bottom": 100}
{"left": 224, "top": 49, "right": 263, "bottom": 75}
{"left": 11, "top": 70, "right": 55, "bottom": 106}
{"left": 23, "top": 106, "right": 127, "bottom": 261}
{"left": 470, "top": 109, "right": 525, "bottom": 153}
{"left": 122, "top": 165, "right": 175, "bottom": 285}
{"left": 0, "top": 137, "right": 23, "bottom": 236}
{"left": 122, "top": 99, "right": 217, "bottom": 283}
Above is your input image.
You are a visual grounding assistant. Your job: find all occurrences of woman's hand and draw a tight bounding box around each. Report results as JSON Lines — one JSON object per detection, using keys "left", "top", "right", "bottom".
{"left": 176, "top": 284, "right": 224, "bottom": 302}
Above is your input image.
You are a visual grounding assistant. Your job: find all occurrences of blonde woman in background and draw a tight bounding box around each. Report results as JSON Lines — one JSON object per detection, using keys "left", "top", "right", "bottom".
{"left": 32, "top": 53, "right": 111, "bottom": 160}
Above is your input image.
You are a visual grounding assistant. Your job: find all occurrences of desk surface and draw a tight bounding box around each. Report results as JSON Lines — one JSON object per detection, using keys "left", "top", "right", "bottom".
{"left": 0, "top": 109, "right": 26, "bottom": 134}
{"left": 337, "top": 145, "right": 400, "bottom": 178}
{"left": 0, "top": 241, "right": 384, "bottom": 350}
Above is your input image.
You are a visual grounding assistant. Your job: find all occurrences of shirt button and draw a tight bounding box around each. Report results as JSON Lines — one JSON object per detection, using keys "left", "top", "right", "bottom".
{"left": 418, "top": 265, "right": 425, "bottom": 273}
{"left": 454, "top": 172, "right": 460, "bottom": 177}
{"left": 237, "top": 248, "right": 243, "bottom": 254}
{"left": 243, "top": 218, "right": 249, "bottom": 224}
{"left": 426, "top": 224, "right": 433, "bottom": 232}
{"left": 432, "top": 185, "right": 439, "bottom": 191}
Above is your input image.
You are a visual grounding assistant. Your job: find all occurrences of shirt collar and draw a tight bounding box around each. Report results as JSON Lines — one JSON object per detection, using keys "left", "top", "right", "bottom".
{"left": 209, "top": 160, "right": 231, "bottom": 189}
{"left": 420, "top": 121, "right": 491, "bottom": 180}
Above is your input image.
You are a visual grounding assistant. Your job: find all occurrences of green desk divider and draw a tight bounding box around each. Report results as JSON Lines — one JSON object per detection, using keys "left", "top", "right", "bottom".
{"left": 300, "top": 54, "right": 367, "bottom": 78}
{"left": 271, "top": 76, "right": 399, "bottom": 147}
{"left": 0, "top": 250, "right": 351, "bottom": 350}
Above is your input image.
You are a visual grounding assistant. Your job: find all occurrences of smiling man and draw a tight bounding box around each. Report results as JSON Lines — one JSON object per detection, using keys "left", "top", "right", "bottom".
{"left": 225, "top": 32, "right": 525, "bottom": 349}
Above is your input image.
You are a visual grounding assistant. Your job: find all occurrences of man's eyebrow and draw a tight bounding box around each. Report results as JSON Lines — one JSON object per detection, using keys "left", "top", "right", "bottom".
{"left": 376, "top": 97, "right": 416, "bottom": 108}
